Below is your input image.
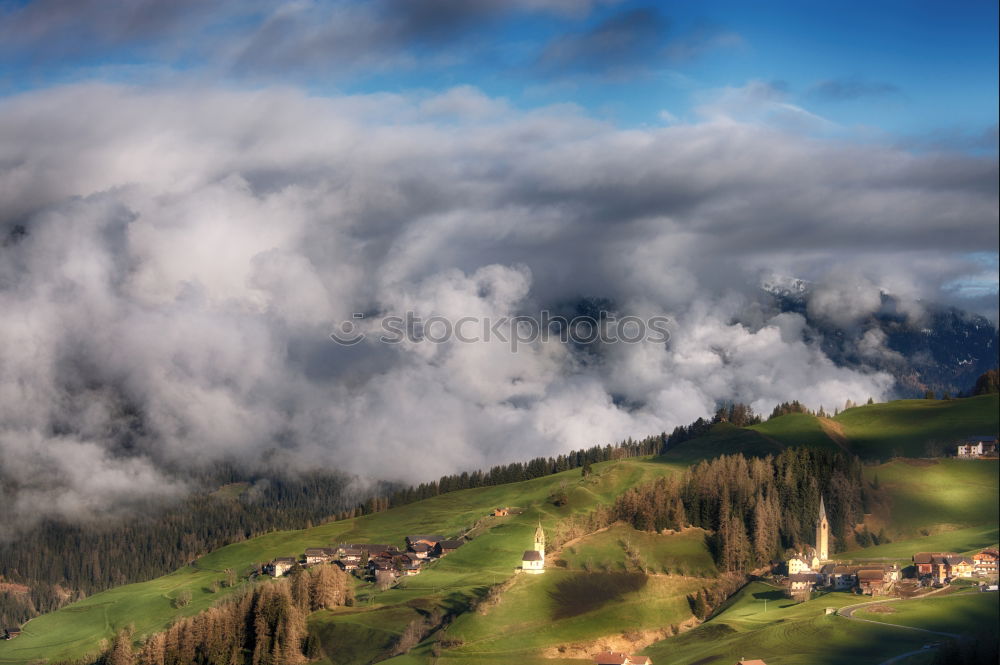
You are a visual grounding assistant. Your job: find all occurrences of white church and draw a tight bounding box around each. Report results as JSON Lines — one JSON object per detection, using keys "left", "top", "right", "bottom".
{"left": 521, "top": 522, "right": 546, "bottom": 574}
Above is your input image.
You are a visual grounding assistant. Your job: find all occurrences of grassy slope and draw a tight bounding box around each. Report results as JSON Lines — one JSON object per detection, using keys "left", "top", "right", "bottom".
{"left": 834, "top": 395, "right": 999, "bottom": 459}
{"left": 854, "top": 591, "right": 999, "bottom": 634}
{"left": 643, "top": 582, "right": 931, "bottom": 665}
{"left": 439, "top": 570, "right": 701, "bottom": 661}
{"left": 838, "top": 458, "right": 999, "bottom": 562}
{"left": 664, "top": 394, "right": 999, "bottom": 462}
{"left": 751, "top": 412, "right": 846, "bottom": 451}
{"left": 558, "top": 524, "right": 717, "bottom": 577}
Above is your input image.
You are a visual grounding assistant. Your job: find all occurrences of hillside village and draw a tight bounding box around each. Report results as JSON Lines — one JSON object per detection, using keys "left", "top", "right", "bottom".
{"left": 779, "top": 497, "right": 999, "bottom": 599}
{"left": 1, "top": 397, "right": 996, "bottom": 665}
{"left": 263, "top": 533, "right": 467, "bottom": 584}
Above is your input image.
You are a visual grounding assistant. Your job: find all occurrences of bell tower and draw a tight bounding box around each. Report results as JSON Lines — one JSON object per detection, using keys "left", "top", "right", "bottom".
{"left": 534, "top": 522, "right": 545, "bottom": 558}
{"left": 816, "top": 496, "right": 829, "bottom": 561}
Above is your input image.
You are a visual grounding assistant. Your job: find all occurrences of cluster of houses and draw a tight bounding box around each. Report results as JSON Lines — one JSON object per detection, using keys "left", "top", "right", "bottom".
{"left": 786, "top": 560, "right": 900, "bottom": 598}
{"left": 263, "top": 534, "right": 465, "bottom": 581}
{"left": 785, "top": 537, "right": 997, "bottom": 599}
{"left": 955, "top": 435, "right": 998, "bottom": 458}
{"left": 781, "top": 495, "right": 999, "bottom": 599}
{"left": 913, "top": 548, "right": 998, "bottom": 583}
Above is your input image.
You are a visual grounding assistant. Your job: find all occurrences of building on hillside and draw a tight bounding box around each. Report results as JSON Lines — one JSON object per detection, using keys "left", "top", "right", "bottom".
{"left": 816, "top": 496, "right": 829, "bottom": 562}
{"left": 957, "top": 441, "right": 984, "bottom": 458}
{"left": 406, "top": 535, "right": 445, "bottom": 548}
{"left": 735, "top": 661, "right": 768, "bottom": 665}
{"left": 857, "top": 565, "right": 899, "bottom": 595}
{"left": 4, "top": 627, "right": 21, "bottom": 640}
{"left": 912, "top": 552, "right": 953, "bottom": 580}
{"left": 435, "top": 539, "right": 464, "bottom": 556}
{"left": 786, "top": 573, "right": 821, "bottom": 598}
{"left": 264, "top": 557, "right": 297, "bottom": 577}
{"left": 913, "top": 552, "right": 968, "bottom": 583}
{"left": 946, "top": 555, "right": 975, "bottom": 578}
{"left": 819, "top": 563, "right": 858, "bottom": 590}
{"left": 362, "top": 544, "right": 396, "bottom": 557}
{"left": 339, "top": 547, "right": 363, "bottom": 564}
{"left": 973, "top": 549, "right": 999, "bottom": 576}
{"left": 522, "top": 522, "right": 546, "bottom": 574}
{"left": 368, "top": 558, "right": 395, "bottom": 576}
{"left": 304, "top": 547, "right": 336, "bottom": 565}
{"left": 956, "top": 436, "right": 998, "bottom": 458}
{"left": 787, "top": 555, "right": 813, "bottom": 576}
{"left": 409, "top": 542, "right": 432, "bottom": 559}
{"left": 493, "top": 507, "right": 510, "bottom": 516}
{"left": 592, "top": 652, "right": 651, "bottom": 665}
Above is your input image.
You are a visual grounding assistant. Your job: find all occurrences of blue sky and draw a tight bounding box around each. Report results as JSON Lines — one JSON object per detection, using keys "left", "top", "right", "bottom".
{"left": 1, "top": 0, "right": 997, "bottom": 144}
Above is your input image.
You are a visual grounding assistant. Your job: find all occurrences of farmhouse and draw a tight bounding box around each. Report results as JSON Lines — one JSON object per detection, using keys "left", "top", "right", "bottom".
{"left": 912, "top": 552, "right": 974, "bottom": 582}
{"left": 592, "top": 652, "right": 651, "bottom": 665}
{"left": 821, "top": 564, "right": 858, "bottom": 590}
{"left": 406, "top": 535, "right": 445, "bottom": 548}
{"left": 4, "top": 627, "right": 21, "bottom": 640}
{"left": 435, "top": 539, "right": 464, "bottom": 556}
{"left": 973, "top": 548, "right": 998, "bottom": 576}
{"left": 338, "top": 559, "right": 360, "bottom": 572}
{"left": 264, "top": 557, "right": 297, "bottom": 577}
{"left": 945, "top": 555, "right": 975, "bottom": 578}
{"left": 956, "top": 436, "right": 998, "bottom": 458}
{"left": 363, "top": 544, "right": 397, "bottom": 557}
{"left": 787, "top": 555, "right": 814, "bottom": 575}
{"left": 493, "top": 507, "right": 509, "bottom": 516}
{"left": 340, "top": 547, "right": 363, "bottom": 562}
{"left": 409, "top": 542, "right": 433, "bottom": 558}
{"left": 913, "top": 552, "right": 953, "bottom": 582}
{"left": 857, "top": 565, "right": 898, "bottom": 595}
{"left": 304, "top": 547, "right": 336, "bottom": 565}
{"left": 786, "top": 573, "right": 821, "bottom": 598}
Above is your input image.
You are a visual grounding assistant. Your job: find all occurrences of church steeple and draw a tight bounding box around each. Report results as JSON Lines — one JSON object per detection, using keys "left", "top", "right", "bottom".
{"left": 815, "top": 495, "right": 829, "bottom": 561}
{"left": 534, "top": 521, "right": 545, "bottom": 556}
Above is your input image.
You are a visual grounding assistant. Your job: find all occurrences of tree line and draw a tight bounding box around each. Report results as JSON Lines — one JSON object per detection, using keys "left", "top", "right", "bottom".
{"left": 613, "top": 448, "right": 872, "bottom": 572}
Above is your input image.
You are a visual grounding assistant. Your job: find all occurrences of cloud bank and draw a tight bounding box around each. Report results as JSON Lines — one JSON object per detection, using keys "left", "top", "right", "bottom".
{"left": 0, "top": 83, "right": 996, "bottom": 522}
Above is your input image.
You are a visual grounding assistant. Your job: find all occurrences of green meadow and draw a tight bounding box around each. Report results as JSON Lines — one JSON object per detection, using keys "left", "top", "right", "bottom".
{"left": 558, "top": 524, "right": 717, "bottom": 577}
{"left": 642, "top": 582, "right": 933, "bottom": 665}
{"left": 835, "top": 394, "right": 999, "bottom": 459}
{"left": 854, "top": 591, "right": 999, "bottom": 635}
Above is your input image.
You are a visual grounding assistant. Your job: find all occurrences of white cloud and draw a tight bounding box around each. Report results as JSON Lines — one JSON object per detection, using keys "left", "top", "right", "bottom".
{"left": 0, "top": 82, "right": 994, "bottom": 521}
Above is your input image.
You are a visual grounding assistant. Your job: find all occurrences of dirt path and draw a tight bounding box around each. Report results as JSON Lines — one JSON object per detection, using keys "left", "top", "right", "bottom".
{"left": 818, "top": 417, "right": 853, "bottom": 454}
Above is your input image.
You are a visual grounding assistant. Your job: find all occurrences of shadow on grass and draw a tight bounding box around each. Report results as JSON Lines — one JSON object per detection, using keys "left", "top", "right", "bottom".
{"left": 548, "top": 572, "right": 647, "bottom": 620}
{"left": 752, "top": 590, "right": 786, "bottom": 601}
